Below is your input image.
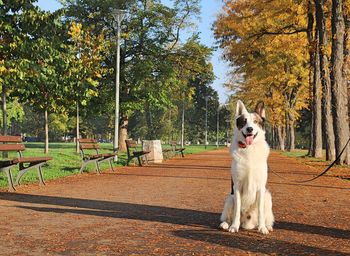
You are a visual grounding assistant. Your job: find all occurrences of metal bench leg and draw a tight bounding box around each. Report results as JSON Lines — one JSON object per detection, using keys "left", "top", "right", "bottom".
{"left": 80, "top": 161, "right": 88, "bottom": 174}
{"left": 5, "top": 168, "right": 15, "bottom": 192}
{"left": 137, "top": 156, "right": 142, "bottom": 166}
{"left": 109, "top": 159, "right": 114, "bottom": 171}
{"left": 37, "top": 165, "right": 46, "bottom": 186}
{"left": 181, "top": 151, "right": 184, "bottom": 158}
{"left": 95, "top": 161, "right": 101, "bottom": 174}
{"left": 15, "top": 169, "right": 27, "bottom": 186}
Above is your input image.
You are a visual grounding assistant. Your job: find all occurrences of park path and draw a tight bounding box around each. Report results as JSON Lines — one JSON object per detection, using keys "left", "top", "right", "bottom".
{"left": 0, "top": 148, "right": 349, "bottom": 255}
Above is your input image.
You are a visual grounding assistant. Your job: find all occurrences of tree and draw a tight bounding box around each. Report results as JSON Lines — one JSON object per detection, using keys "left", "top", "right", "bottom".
{"left": 315, "top": 0, "right": 336, "bottom": 161}
{"left": 65, "top": 21, "right": 109, "bottom": 152}
{"left": 0, "top": 0, "right": 37, "bottom": 140}
{"left": 15, "top": 8, "right": 67, "bottom": 153}
{"left": 62, "top": 0, "right": 201, "bottom": 151}
{"left": 331, "top": 0, "right": 350, "bottom": 164}
{"left": 214, "top": 0, "right": 310, "bottom": 151}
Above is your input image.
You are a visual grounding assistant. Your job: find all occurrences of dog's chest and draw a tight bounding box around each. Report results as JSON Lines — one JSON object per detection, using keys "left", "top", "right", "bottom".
{"left": 232, "top": 143, "right": 269, "bottom": 180}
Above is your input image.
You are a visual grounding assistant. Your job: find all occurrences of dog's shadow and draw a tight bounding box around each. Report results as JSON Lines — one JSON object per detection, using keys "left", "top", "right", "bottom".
{"left": 173, "top": 228, "right": 349, "bottom": 256}
{"left": 1, "top": 193, "right": 348, "bottom": 255}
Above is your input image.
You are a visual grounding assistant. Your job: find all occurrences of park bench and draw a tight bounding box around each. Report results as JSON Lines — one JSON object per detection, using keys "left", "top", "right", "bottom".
{"left": 125, "top": 140, "right": 150, "bottom": 166}
{"left": 0, "top": 135, "right": 52, "bottom": 191}
{"left": 78, "top": 138, "right": 117, "bottom": 174}
{"left": 162, "top": 145, "right": 173, "bottom": 159}
{"left": 170, "top": 140, "right": 186, "bottom": 158}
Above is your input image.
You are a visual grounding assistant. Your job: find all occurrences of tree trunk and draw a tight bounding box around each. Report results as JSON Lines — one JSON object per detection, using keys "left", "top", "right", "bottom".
{"left": 285, "top": 111, "right": 290, "bottom": 150}
{"left": 312, "top": 30, "right": 323, "bottom": 158}
{"left": 316, "top": 0, "right": 336, "bottom": 161}
{"left": 344, "top": 10, "right": 350, "bottom": 129}
{"left": 76, "top": 101, "right": 80, "bottom": 153}
{"left": 2, "top": 85, "right": 8, "bottom": 158}
{"left": 119, "top": 114, "right": 128, "bottom": 152}
{"left": 287, "top": 109, "right": 296, "bottom": 151}
{"left": 307, "top": 0, "right": 315, "bottom": 156}
{"left": 277, "top": 125, "right": 285, "bottom": 151}
{"left": 271, "top": 127, "right": 276, "bottom": 149}
{"left": 288, "top": 121, "right": 295, "bottom": 151}
{"left": 331, "top": 0, "right": 350, "bottom": 164}
{"left": 44, "top": 108, "right": 49, "bottom": 154}
{"left": 146, "top": 104, "right": 155, "bottom": 140}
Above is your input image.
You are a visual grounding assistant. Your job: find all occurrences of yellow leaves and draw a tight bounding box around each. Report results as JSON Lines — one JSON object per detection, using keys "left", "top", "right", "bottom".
{"left": 68, "top": 22, "right": 83, "bottom": 41}
{"left": 215, "top": 0, "right": 310, "bottom": 127}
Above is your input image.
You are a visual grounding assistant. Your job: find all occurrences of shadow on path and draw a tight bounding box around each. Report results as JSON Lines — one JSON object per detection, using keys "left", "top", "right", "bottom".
{"left": 172, "top": 229, "right": 348, "bottom": 256}
{"left": 1, "top": 193, "right": 349, "bottom": 241}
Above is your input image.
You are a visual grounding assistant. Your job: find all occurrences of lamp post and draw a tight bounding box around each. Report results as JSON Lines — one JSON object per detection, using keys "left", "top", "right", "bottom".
{"left": 205, "top": 96, "right": 209, "bottom": 149}
{"left": 181, "top": 97, "right": 185, "bottom": 148}
{"left": 112, "top": 9, "right": 126, "bottom": 161}
{"left": 216, "top": 105, "right": 220, "bottom": 148}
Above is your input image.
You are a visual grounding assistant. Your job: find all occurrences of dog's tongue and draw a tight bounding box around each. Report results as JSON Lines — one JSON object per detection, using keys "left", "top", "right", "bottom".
{"left": 245, "top": 135, "right": 254, "bottom": 145}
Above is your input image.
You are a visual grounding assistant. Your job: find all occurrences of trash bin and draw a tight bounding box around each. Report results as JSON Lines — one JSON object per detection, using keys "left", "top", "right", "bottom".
{"left": 143, "top": 140, "right": 164, "bottom": 163}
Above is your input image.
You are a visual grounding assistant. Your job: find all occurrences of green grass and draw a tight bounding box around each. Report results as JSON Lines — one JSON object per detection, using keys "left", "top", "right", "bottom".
{"left": 280, "top": 149, "right": 329, "bottom": 163}
{"left": 281, "top": 150, "right": 309, "bottom": 158}
{"left": 280, "top": 149, "right": 350, "bottom": 168}
{"left": 0, "top": 142, "right": 224, "bottom": 189}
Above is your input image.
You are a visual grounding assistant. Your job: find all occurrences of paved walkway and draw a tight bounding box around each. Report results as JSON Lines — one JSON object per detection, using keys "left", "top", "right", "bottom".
{"left": 0, "top": 149, "right": 349, "bottom": 255}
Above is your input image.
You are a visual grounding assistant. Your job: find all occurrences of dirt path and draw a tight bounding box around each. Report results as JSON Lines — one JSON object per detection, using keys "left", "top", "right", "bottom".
{"left": 0, "top": 149, "right": 349, "bottom": 255}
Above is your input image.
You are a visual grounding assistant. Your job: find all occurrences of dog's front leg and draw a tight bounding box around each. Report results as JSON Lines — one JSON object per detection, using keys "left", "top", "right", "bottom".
{"left": 258, "top": 187, "right": 269, "bottom": 234}
{"left": 229, "top": 188, "right": 240, "bottom": 233}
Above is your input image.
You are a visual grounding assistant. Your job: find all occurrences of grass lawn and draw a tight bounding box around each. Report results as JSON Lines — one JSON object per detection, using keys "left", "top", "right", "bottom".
{"left": 0, "top": 142, "right": 224, "bottom": 189}
{"left": 279, "top": 149, "right": 350, "bottom": 180}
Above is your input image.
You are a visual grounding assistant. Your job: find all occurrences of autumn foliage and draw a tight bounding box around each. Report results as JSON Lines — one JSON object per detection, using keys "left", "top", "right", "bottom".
{"left": 215, "top": 0, "right": 350, "bottom": 163}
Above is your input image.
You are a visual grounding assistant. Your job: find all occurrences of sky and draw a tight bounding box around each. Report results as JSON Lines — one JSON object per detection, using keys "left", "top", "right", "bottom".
{"left": 36, "top": 0, "right": 231, "bottom": 103}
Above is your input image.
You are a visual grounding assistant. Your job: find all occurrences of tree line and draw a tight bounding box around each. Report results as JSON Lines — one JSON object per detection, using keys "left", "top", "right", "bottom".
{"left": 214, "top": 0, "right": 350, "bottom": 164}
{"left": 0, "top": 0, "right": 230, "bottom": 153}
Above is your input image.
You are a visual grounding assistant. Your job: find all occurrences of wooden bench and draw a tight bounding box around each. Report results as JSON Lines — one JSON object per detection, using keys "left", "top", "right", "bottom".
{"left": 125, "top": 140, "right": 150, "bottom": 166}
{"left": 162, "top": 146, "right": 173, "bottom": 159}
{"left": 0, "top": 135, "right": 52, "bottom": 191}
{"left": 78, "top": 138, "right": 117, "bottom": 174}
{"left": 170, "top": 141, "right": 186, "bottom": 158}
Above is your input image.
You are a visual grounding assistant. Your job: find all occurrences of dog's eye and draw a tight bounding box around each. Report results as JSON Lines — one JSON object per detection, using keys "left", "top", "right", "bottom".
{"left": 253, "top": 120, "right": 258, "bottom": 124}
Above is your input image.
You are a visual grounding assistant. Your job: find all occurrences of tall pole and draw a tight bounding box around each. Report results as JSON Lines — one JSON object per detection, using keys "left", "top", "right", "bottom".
{"left": 112, "top": 9, "right": 126, "bottom": 161}
{"left": 181, "top": 98, "right": 185, "bottom": 148}
{"left": 2, "top": 85, "right": 7, "bottom": 158}
{"left": 205, "top": 96, "right": 209, "bottom": 149}
{"left": 216, "top": 105, "right": 220, "bottom": 148}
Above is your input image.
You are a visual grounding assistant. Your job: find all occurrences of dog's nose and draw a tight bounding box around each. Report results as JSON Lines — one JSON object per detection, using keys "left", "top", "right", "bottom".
{"left": 246, "top": 127, "right": 253, "bottom": 133}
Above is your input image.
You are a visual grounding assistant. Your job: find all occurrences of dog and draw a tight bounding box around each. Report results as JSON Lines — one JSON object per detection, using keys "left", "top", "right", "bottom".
{"left": 219, "top": 100, "right": 274, "bottom": 235}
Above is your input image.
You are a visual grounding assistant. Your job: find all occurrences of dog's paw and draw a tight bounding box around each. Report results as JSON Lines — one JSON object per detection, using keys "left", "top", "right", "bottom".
{"left": 258, "top": 226, "right": 269, "bottom": 235}
{"left": 267, "top": 226, "right": 273, "bottom": 232}
{"left": 228, "top": 224, "right": 239, "bottom": 233}
{"left": 219, "top": 222, "right": 230, "bottom": 230}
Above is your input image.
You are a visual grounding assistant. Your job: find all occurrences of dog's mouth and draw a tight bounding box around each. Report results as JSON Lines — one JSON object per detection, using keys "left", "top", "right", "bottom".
{"left": 242, "top": 131, "right": 258, "bottom": 145}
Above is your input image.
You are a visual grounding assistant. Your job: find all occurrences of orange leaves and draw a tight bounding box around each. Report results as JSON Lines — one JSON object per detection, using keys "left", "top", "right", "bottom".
{"left": 68, "top": 22, "right": 83, "bottom": 41}
{"left": 215, "top": 0, "right": 310, "bottom": 127}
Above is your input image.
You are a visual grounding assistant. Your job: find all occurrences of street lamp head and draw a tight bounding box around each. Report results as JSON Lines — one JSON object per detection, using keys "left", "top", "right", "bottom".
{"left": 112, "top": 9, "right": 127, "bottom": 26}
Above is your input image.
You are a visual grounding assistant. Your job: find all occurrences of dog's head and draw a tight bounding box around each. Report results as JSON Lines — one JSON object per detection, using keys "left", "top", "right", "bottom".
{"left": 234, "top": 100, "right": 266, "bottom": 147}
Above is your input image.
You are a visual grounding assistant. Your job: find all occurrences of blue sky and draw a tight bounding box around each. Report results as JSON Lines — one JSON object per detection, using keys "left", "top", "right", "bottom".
{"left": 36, "top": 0, "right": 230, "bottom": 103}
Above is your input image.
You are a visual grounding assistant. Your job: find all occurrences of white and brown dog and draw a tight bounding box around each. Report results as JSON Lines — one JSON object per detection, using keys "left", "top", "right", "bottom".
{"left": 219, "top": 100, "right": 274, "bottom": 235}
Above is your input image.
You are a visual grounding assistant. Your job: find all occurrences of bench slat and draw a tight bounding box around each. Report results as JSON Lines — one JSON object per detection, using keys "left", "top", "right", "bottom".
{"left": 13, "top": 157, "right": 52, "bottom": 164}
{"left": 80, "top": 144, "right": 100, "bottom": 150}
{"left": 78, "top": 138, "right": 96, "bottom": 143}
{"left": 0, "top": 136, "right": 22, "bottom": 143}
{"left": 125, "top": 140, "right": 138, "bottom": 148}
{"left": 0, "top": 144, "right": 25, "bottom": 151}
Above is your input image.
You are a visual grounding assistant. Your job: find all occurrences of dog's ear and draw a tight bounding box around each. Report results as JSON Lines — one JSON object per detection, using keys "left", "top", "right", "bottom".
{"left": 255, "top": 101, "right": 266, "bottom": 119}
{"left": 236, "top": 100, "right": 248, "bottom": 117}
